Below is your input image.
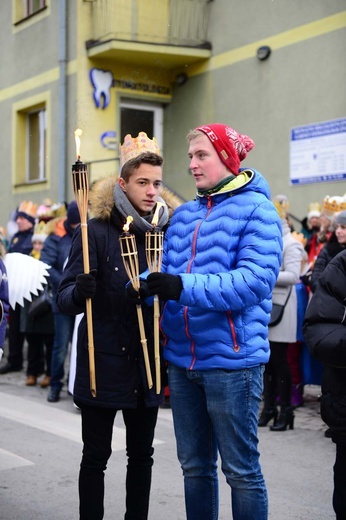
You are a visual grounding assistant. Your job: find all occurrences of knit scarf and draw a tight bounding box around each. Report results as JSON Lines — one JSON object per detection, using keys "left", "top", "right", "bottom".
{"left": 113, "top": 182, "right": 169, "bottom": 233}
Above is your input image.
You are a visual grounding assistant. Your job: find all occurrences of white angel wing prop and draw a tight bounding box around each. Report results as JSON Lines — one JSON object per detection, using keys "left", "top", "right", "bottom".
{"left": 3, "top": 252, "right": 51, "bottom": 310}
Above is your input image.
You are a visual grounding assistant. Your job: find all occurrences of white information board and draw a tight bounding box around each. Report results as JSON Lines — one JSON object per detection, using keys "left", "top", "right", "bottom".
{"left": 290, "top": 117, "right": 346, "bottom": 185}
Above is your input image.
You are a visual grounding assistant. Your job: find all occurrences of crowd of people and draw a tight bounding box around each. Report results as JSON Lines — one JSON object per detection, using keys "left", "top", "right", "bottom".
{"left": 0, "top": 198, "right": 81, "bottom": 404}
{"left": 0, "top": 125, "right": 345, "bottom": 519}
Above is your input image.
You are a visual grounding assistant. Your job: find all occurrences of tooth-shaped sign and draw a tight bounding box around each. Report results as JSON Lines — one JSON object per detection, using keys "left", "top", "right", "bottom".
{"left": 89, "top": 68, "right": 114, "bottom": 109}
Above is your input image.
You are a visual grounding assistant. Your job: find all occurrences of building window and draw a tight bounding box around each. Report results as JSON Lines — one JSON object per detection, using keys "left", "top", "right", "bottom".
{"left": 13, "top": 0, "right": 47, "bottom": 24}
{"left": 24, "top": 0, "right": 46, "bottom": 17}
{"left": 27, "top": 109, "right": 46, "bottom": 182}
{"left": 13, "top": 94, "right": 50, "bottom": 189}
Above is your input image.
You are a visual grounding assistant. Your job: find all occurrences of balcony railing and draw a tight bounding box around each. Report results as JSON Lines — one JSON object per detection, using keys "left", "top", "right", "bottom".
{"left": 88, "top": 0, "right": 211, "bottom": 48}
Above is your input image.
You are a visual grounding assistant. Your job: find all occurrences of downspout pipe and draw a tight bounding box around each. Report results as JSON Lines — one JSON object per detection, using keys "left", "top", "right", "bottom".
{"left": 58, "top": 0, "right": 67, "bottom": 203}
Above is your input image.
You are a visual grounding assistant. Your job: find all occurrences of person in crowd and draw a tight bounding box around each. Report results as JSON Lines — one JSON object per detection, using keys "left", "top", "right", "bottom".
{"left": 301, "top": 195, "right": 345, "bottom": 289}
{"left": 22, "top": 221, "right": 54, "bottom": 387}
{"left": 300, "top": 203, "right": 321, "bottom": 242}
{"left": 40, "top": 201, "right": 80, "bottom": 403}
{"left": 287, "top": 231, "right": 309, "bottom": 408}
{"left": 0, "top": 226, "right": 9, "bottom": 252}
{"left": 0, "top": 246, "right": 10, "bottom": 364}
{"left": 56, "top": 132, "right": 169, "bottom": 520}
{"left": 258, "top": 195, "right": 305, "bottom": 431}
{"left": 145, "top": 124, "right": 282, "bottom": 520}
{"left": 303, "top": 248, "right": 346, "bottom": 520}
{"left": 310, "top": 210, "right": 346, "bottom": 293}
{"left": 0, "top": 201, "right": 37, "bottom": 374}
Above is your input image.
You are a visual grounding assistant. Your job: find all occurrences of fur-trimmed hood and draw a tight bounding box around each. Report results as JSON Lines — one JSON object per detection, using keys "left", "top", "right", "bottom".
{"left": 89, "top": 176, "right": 185, "bottom": 221}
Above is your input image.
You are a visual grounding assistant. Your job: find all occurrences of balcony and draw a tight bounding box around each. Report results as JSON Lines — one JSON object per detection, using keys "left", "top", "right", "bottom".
{"left": 85, "top": 0, "right": 212, "bottom": 70}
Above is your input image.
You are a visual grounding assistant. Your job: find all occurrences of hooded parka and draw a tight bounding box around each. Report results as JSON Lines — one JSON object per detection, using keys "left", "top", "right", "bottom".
{"left": 57, "top": 177, "right": 168, "bottom": 409}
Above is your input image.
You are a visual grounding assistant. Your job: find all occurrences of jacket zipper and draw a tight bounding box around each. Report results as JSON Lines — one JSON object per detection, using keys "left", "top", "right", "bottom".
{"left": 226, "top": 311, "right": 240, "bottom": 352}
{"left": 187, "top": 197, "right": 214, "bottom": 369}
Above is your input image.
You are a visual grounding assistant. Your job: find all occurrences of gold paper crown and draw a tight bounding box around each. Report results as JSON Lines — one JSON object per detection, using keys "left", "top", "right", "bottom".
{"left": 273, "top": 194, "right": 289, "bottom": 218}
{"left": 308, "top": 202, "right": 321, "bottom": 213}
{"left": 17, "top": 200, "right": 38, "bottom": 219}
{"left": 32, "top": 221, "right": 47, "bottom": 237}
{"left": 120, "top": 132, "right": 161, "bottom": 168}
{"left": 322, "top": 195, "right": 346, "bottom": 216}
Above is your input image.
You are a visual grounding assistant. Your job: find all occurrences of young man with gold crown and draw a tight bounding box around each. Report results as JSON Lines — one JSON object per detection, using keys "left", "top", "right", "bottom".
{"left": 57, "top": 132, "right": 169, "bottom": 520}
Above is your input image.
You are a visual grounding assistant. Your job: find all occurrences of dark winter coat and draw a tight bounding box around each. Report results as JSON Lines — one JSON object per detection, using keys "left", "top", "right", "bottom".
{"left": 9, "top": 229, "right": 33, "bottom": 255}
{"left": 303, "top": 249, "right": 346, "bottom": 445}
{"left": 310, "top": 233, "right": 346, "bottom": 293}
{"left": 56, "top": 177, "right": 166, "bottom": 410}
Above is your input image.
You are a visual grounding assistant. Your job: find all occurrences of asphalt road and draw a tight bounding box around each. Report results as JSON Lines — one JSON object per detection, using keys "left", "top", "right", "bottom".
{"left": 0, "top": 345, "right": 336, "bottom": 520}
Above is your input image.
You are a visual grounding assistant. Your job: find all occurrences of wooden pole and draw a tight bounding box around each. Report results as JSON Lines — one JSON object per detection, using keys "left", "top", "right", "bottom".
{"left": 72, "top": 160, "right": 96, "bottom": 397}
{"left": 145, "top": 227, "right": 163, "bottom": 394}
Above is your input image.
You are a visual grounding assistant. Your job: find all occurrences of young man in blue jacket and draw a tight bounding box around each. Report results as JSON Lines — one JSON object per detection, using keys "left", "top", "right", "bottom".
{"left": 146, "top": 124, "right": 283, "bottom": 520}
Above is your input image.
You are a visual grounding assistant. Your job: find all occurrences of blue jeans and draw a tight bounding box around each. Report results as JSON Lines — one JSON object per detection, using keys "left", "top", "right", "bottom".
{"left": 50, "top": 312, "right": 75, "bottom": 391}
{"left": 168, "top": 364, "right": 268, "bottom": 520}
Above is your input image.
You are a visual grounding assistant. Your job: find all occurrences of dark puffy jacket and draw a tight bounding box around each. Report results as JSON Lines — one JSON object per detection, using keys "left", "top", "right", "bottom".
{"left": 310, "top": 233, "right": 346, "bottom": 292}
{"left": 303, "top": 249, "right": 346, "bottom": 445}
{"left": 9, "top": 229, "right": 33, "bottom": 255}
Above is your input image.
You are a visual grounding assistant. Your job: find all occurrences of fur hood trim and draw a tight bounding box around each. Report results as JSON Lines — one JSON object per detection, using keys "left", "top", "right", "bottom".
{"left": 89, "top": 176, "right": 117, "bottom": 221}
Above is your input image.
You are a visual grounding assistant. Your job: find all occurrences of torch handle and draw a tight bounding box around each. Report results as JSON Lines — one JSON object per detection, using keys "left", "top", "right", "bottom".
{"left": 136, "top": 304, "right": 153, "bottom": 389}
{"left": 81, "top": 223, "right": 96, "bottom": 397}
{"left": 153, "top": 295, "right": 161, "bottom": 394}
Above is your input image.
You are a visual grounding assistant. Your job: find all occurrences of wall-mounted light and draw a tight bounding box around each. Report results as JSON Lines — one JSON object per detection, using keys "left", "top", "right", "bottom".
{"left": 175, "top": 72, "right": 188, "bottom": 86}
{"left": 256, "top": 46, "right": 271, "bottom": 61}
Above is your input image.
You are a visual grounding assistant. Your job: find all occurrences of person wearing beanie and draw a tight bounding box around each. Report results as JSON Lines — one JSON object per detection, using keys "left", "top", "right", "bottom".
{"left": 40, "top": 201, "right": 81, "bottom": 403}
{"left": 300, "top": 202, "right": 321, "bottom": 241}
{"left": 0, "top": 201, "right": 37, "bottom": 375}
{"left": 310, "top": 210, "right": 346, "bottom": 294}
{"left": 143, "top": 123, "right": 282, "bottom": 519}
{"left": 22, "top": 223, "right": 54, "bottom": 388}
{"left": 57, "top": 132, "right": 170, "bottom": 520}
{"left": 66, "top": 200, "right": 80, "bottom": 226}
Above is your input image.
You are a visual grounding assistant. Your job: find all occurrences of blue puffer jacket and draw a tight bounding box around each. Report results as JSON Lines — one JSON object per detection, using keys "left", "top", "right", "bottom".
{"left": 161, "top": 169, "right": 283, "bottom": 370}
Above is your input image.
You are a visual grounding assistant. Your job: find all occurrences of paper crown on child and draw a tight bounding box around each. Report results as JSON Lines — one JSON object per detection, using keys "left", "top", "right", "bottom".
{"left": 32, "top": 221, "right": 48, "bottom": 243}
{"left": 321, "top": 195, "right": 346, "bottom": 217}
{"left": 273, "top": 194, "right": 290, "bottom": 218}
{"left": 306, "top": 202, "right": 321, "bottom": 220}
{"left": 120, "top": 132, "right": 161, "bottom": 168}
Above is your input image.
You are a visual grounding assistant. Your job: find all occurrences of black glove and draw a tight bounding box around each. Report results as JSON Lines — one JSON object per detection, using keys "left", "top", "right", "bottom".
{"left": 125, "top": 281, "right": 149, "bottom": 305}
{"left": 73, "top": 269, "right": 97, "bottom": 304}
{"left": 147, "top": 273, "right": 183, "bottom": 301}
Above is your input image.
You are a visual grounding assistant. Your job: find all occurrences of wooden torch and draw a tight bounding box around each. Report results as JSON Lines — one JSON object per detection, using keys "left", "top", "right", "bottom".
{"left": 72, "top": 129, "right": 96, "bottom": 397}
{"left": 145, "top": 203, "right": 164, "bottom": 394}
{"left": 119, "top": 217, "right": 153, "bottom": 389}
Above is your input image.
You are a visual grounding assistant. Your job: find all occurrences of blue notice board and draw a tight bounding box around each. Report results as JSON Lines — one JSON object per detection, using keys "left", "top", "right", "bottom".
{"left": 290, "top": 117, "right": 346, "bottom": 185}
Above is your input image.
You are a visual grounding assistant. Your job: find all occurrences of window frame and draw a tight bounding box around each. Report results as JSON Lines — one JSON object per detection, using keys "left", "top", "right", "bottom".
{"left": 12, "top": 92, "right": 51, "bottom": 192}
